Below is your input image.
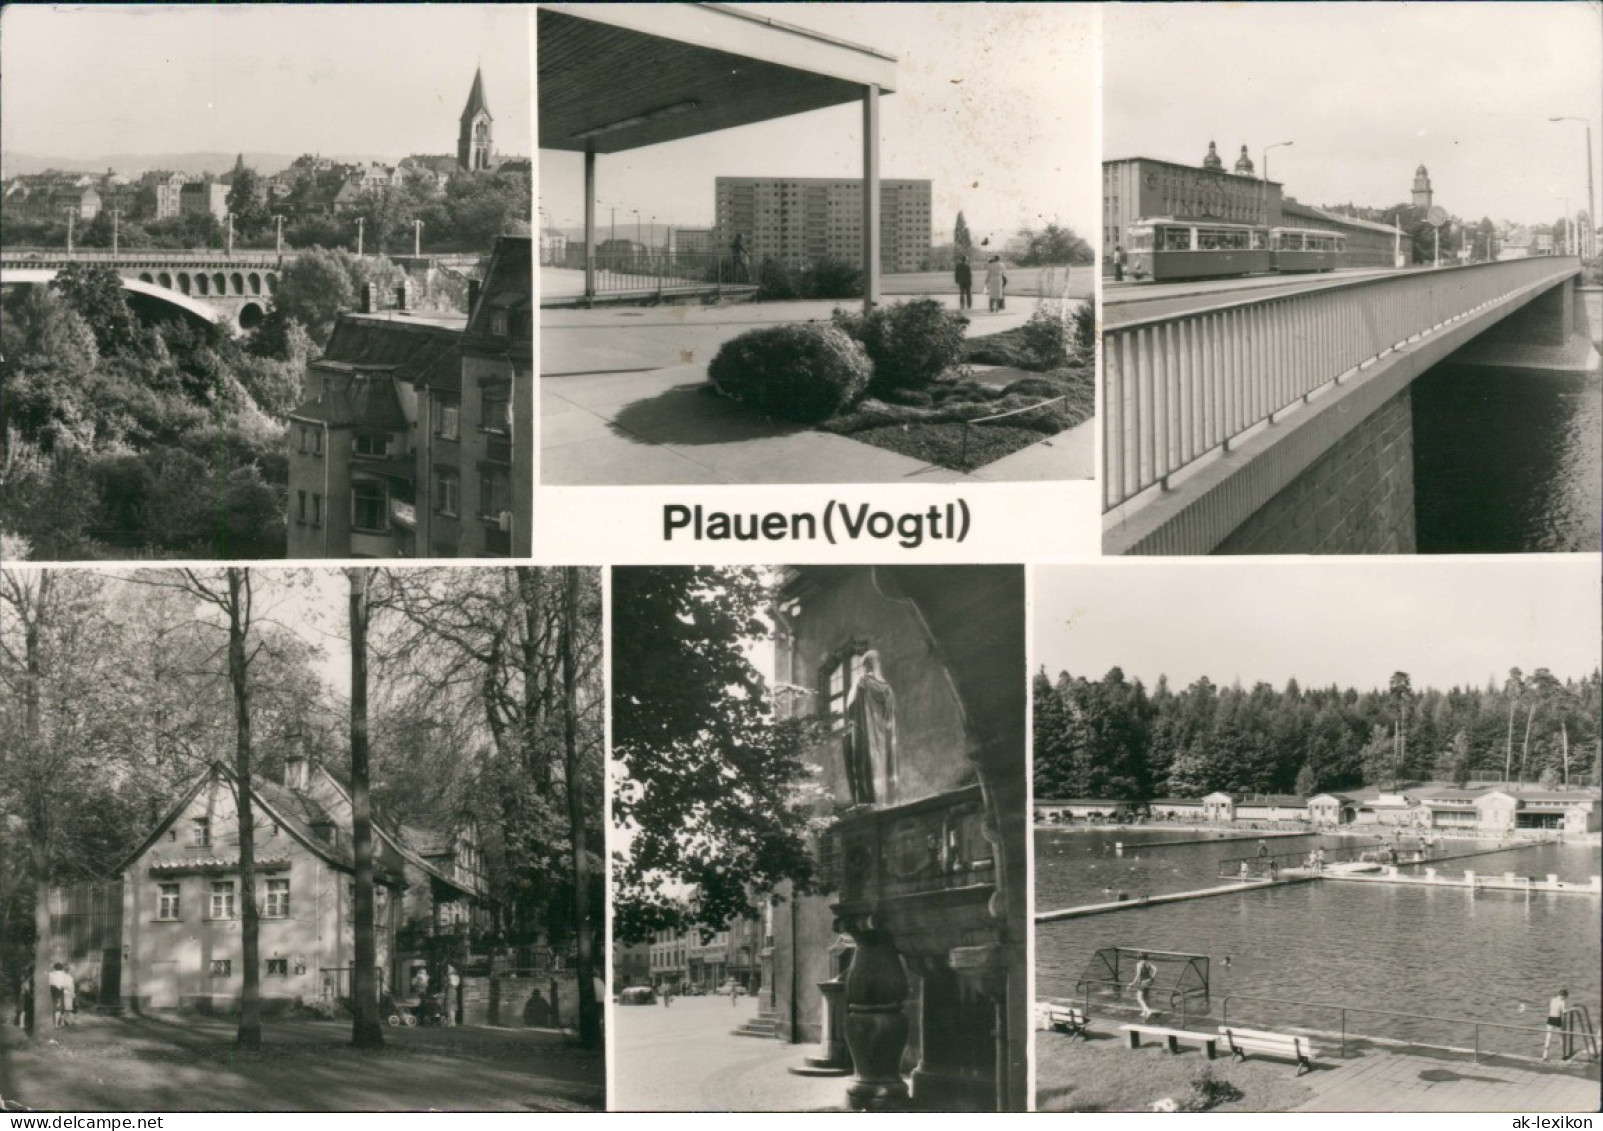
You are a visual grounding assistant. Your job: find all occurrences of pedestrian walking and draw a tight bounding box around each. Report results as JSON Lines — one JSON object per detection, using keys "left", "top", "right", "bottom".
{"left": 445, "top": 963, "right": 461, "bottom": 1027}
{"left": 1128, "top": 953, "right": 1158, "bottom": 1021}
{"left": 47, "top": 964, "right": 69, "bottom": 1028}
{"left": 954, "top": 255, "right": 973, "bottom": 310}
{"left": 1113, "top": 244, "right": 1127, "bottom": 283}
{"left": 984, "top": 256, "right": 1006, "bottom": 312}
{"left": 60, "top": 973, "right": 75, "bottom": 1027}
{"left": 729, "top": 982, "right": 740, "bottom": 1007}
{"left": 1543, "top": 989, "right": 1570, "bottom": 1060}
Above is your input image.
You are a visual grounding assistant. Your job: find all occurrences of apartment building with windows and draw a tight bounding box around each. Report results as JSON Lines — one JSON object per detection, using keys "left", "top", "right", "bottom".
{"left": 714, "top": 177, "right": 932, "bottom": 273}
{"left": 285, "top": 235, "right": 532, "bottom": 559}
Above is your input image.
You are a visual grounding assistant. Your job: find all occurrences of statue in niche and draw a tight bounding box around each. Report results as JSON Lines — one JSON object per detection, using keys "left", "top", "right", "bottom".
{"left": 844, "top": 650, "right": 897, "bottom": 806}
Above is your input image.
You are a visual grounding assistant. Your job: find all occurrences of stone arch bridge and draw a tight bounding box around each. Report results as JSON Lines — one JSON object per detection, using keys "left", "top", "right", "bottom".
{"left": 0, "top": 248, "right": 298, "bottom": 333}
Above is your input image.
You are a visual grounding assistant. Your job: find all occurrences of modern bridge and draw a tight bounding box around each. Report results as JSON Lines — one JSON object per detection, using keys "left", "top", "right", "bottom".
{"left": 1101, "top": 257, "right": 1597, "bottom": 554}
{"left": 0, "top": 247, "right": 294, "bottom": 333}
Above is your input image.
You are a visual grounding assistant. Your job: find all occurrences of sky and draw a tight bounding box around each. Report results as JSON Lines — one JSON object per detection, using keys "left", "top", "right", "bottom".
{"left": 0, "top": 5, "right": 530, "bottom": 164}
{"left": 538, "top": 3, "right": 1098, "bottom": 246}
{"left": 1105, "top": 2, "right": 1602, "bottom": 227}
{"left": 1035, "top": 558, "right": 1602, "bottom": 693}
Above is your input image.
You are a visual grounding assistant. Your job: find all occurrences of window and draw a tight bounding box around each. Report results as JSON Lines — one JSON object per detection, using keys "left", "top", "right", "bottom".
{"left": 481, "top": 386, "right": 511, "bottom": 433}
{"left": 479, "top": 469, "right": 510, "bottom": 520}
{"left": 264, "top": 878, "right": 290, "bottom": 918}
{"left": 157, "top": 883, "right": 181, "bottom": 921}
{"left": 296, "top": 490, "right": 307, "bottom": 524}
{"left": 265, "top": 958, "right": 288, "bottom": 977}
{"left": 353, "top": 434, "right": 388, "bottom": 458}
{"left": 311, "top": 427, "right": 324, "bottom": 456}
{"left": 489, "top": 310, "right": 508, "bottom": 337}
{"left": 298, "top": 426, "right": 309, "bottom": 454}
{"left": 191, "top": 818, "right": 211, "bottom": 847}
{"left": 437, "top": 400, "right": 460, "bottom": 440}
{"left": 210, "top": 959, "right": 233, "bottom": 977}
{"left": 311, "top": 493, "right": 323, "bottom": 527}
{"left": 433, "top": 468, "right": 460, "bottom": 516}
{"left": 210, "top": 881, "right": 235, "bottom": 920}
{"left": 821, "top": 647, "right": 865, "bottom": 720}
{"left": 351, "top": 480, "right": 387, "bottom": 533}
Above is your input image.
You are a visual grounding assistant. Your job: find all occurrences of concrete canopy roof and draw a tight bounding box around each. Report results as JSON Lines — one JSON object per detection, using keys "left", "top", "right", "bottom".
{"left": 538, "top": 4, "right": 897, "bottom": 155}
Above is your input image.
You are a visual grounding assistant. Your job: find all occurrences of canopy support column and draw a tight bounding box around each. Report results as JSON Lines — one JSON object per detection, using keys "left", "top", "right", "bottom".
{"left": 584, "top": 147, "right": 597, "bottom": 305}
{"left": 862, "top": 83, "right": 881, "bottom": 313}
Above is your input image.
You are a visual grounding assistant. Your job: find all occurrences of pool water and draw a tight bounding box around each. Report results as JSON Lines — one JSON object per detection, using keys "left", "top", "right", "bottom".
{"left": 1036, "top": 829, "right": 1602, "bottom": 1055}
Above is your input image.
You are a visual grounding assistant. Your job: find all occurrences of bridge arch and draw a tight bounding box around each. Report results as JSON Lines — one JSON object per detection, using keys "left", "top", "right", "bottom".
{"left": 230, "top": 272, "right": 245, "bottom": 295}
{"left": 238, "top": 302, "right": 266, "bottom": 330}
{"left": 194, "top": 274, "right": 209, "bottom": 296}
{"left": 138, "top": 272, "right": 155, "bottom": 285}
{"left": 265, "top": 273, "right": 279, "bottom": 294}
{"left": 212, "top": 272, "right": 227, "bottom": 295}
{"left": 248, "top": 272, "right": 261, "bottom": 295}
{"left": 158, "top": 272, "right": 173, "bottom": 290}
{"left": 177, "top": 272, "right": 192, "bottom": 295}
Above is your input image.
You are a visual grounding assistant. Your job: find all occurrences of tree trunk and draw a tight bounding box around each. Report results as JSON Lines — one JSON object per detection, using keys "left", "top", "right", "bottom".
{"left": 22, "top": 576, "right": 54, "bottom": 1035}
{"left": 347, "top": 569, "right": 385, "bottom": 1049}
{"left": 228, "top": 569, "right": 263, "bottom": 1050}
{"left": 559, "top": 568, "right": 600, "bottom": 1048}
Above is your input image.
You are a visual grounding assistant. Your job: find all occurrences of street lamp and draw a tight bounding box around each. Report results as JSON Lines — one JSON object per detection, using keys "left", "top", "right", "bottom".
{"left": 1549, "top": 117, "right": 1595, "bottom": 259}
{"left": 110, "top": 207, "right": 123, "bottom": 256}
{"left": 355, "top": 216, "right": 365, "bottom": 257}
{"left": 1262, "top": 140, "right": 1293, "bottom": 225}
{"left": 225, "top": 210, "right": 235, "bottom": 256}
{"left": 273, "top": 214, "right": 285, "bottom": 259}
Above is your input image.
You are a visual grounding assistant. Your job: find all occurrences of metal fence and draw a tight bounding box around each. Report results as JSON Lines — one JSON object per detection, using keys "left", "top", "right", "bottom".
{"left": 1220, "top": 993, "right": 1601, "bottom": 1065}
{"left": 564, "top": 249, "right": 753, "bottom": 297}
{"left": 1102, "top": 257, "right": 1581, "bottom": 511}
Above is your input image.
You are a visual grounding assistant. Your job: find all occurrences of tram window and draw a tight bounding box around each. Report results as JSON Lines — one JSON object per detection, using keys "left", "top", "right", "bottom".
{"left": 1162, "top": 227, "right": 1194, "bottom": 251}
{"left": 1199, "top": 227, "right": 1249, "bottom": 251}
{"left": 1127, "top": 228, "right": 1154, "bottom": 251}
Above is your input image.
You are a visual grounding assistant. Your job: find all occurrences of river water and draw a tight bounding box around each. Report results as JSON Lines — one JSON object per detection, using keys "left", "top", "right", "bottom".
{"left": 1036, "top": 828, "right": 1602, "bottom": 1055}
{"left": 1412, "top": 364, "right": 1602, "bottom": 553}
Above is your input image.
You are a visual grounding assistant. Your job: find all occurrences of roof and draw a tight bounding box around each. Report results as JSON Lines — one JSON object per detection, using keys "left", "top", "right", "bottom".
{"left": 539, "top": 4, "right": 897, "bottom": 155}
{"left": 291, "top": 371, "right": 410, "bottom": 431}
{"left": 1150, "top": 798, "right": 1205, "bottom": 806}
{"left": 461, "top": 66, "right": 492, "bottom": 123}
{"left": 1280, "top": 199, "right": 1400, "bottom": 236}
{"left": 1236, "top": 794, "right": 1307, "bottom": 807}
{"left": 116, "top": 763, "right": 403, "bottom": 884}
{"left": 1103, "top": 154, "right": 1281, "bottom": 187}
{"left": 321, "top": 314, "right": 464, "bottom": 380}
{"left": 466, "top": 235, "right": 531, "bottom": 340}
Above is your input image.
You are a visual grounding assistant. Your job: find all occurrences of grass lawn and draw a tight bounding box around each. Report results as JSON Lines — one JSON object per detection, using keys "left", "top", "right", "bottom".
{"left": 0, "top": 1013, "right": 605, "bottom": 1112}
{"left": 1036, "top": 1028, "right": 1315, "bottom": 1113}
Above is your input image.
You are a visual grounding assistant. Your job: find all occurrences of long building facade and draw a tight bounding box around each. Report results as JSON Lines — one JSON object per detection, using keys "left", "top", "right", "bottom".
{"left": 714, "top": 177, "right": 932, "bottom": 273}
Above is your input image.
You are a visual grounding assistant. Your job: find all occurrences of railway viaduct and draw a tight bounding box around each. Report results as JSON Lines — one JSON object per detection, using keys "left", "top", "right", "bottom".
{"left": 0, "top": 247, "right": 295, "bottom": 333}
{"left": 1101, "top": 258, "right": 1597, "bottom": 554}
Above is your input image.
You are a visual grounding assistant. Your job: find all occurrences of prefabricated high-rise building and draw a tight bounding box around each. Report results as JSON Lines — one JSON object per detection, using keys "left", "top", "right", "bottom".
{"left": 714, "top": 177, "right": 932, "bottom": 273}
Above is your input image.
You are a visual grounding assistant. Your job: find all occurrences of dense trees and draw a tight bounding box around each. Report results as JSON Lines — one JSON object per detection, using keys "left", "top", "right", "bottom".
{"left": 1017, "top": 222, "right": 1095, "bottom": 267}
{"left": 611, "top": 567, "right": 824, "bottom": 942}
{"left": 1034, "top": 666, "right": 1602, "bottom": 801}
{"left": 0, "top": 567, "right": 602, "bottom": 1043}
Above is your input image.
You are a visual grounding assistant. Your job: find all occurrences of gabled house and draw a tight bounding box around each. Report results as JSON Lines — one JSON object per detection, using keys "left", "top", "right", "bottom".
{"left": 115, "top": 755, "right": 489, "bottom": 1014}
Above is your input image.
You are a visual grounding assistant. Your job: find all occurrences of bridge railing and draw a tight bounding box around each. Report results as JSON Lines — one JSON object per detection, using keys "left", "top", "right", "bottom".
{"left": 1102, "top": 257, "right": 1582, "bottom": 512}
{"left": 0, "top": 246, "right": 285, "bottom": 264}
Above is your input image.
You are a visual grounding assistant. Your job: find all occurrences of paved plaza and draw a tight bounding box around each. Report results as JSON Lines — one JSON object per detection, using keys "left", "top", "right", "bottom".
{"left": 612, "top": 996, "right": 845, "bottom": 1112}
{"left": 541, "top": 288, "right": 1094, "bottom": 485}
{"left": 1293, "top": 1042, "right": 1602, "bottom": 1113}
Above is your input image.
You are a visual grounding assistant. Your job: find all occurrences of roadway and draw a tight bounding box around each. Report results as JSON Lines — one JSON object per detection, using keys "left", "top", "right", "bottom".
{"left": 1103, "top": 266, "right": 1408, "bottom": 325}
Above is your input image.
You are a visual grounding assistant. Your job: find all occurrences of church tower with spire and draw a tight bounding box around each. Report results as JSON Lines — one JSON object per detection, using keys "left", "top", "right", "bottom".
{"left": 458, "top": 67, "right": 494, "bottom": 172}
{"left": 1412, "top": 164, "right": 1433, "bottom": 210}
{"left": 1202, "top": 140, "right": 1223, "bottom": 170}
{"left": 1233, "top": 145, "right": 1255, "bottom": 176}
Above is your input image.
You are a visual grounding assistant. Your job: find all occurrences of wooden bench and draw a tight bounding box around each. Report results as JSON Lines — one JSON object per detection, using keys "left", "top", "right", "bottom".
{"left": 1218, "top": 1026, "right": 1319, "bottom": 1075}
{"left": 1120, "top": 1023, "right": 1218, "bottom": 1058}
{"left": 1039, "top": 1003, "right": 1089, "bottom": 1038}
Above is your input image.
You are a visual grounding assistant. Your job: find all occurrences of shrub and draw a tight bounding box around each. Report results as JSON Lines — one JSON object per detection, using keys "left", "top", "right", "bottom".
{"left": 832, "top": 298, "right": 968, "bottom": 395}
{"left": 1019, "top": 304, "right": 1071, "bottom": 369}
{"left": 802, "top": 257, "right": 863, "bottom": 299}
{"left": 1070, "top": 295, "right": 1096, "bottom": 359}
{"left": 755, "top": 257, "right": 801, "bottom": 301}
{"left": 707, "top": 323, "right": 871, "bottom": 424}
{"left": 1178, "top": 1067, "right": 1244, "bottom": 1113}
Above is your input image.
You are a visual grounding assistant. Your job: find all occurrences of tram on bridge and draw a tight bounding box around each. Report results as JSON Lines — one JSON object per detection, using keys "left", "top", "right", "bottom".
{"left": 1124, "top": 219, "right": 1346, "bottom": 281}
